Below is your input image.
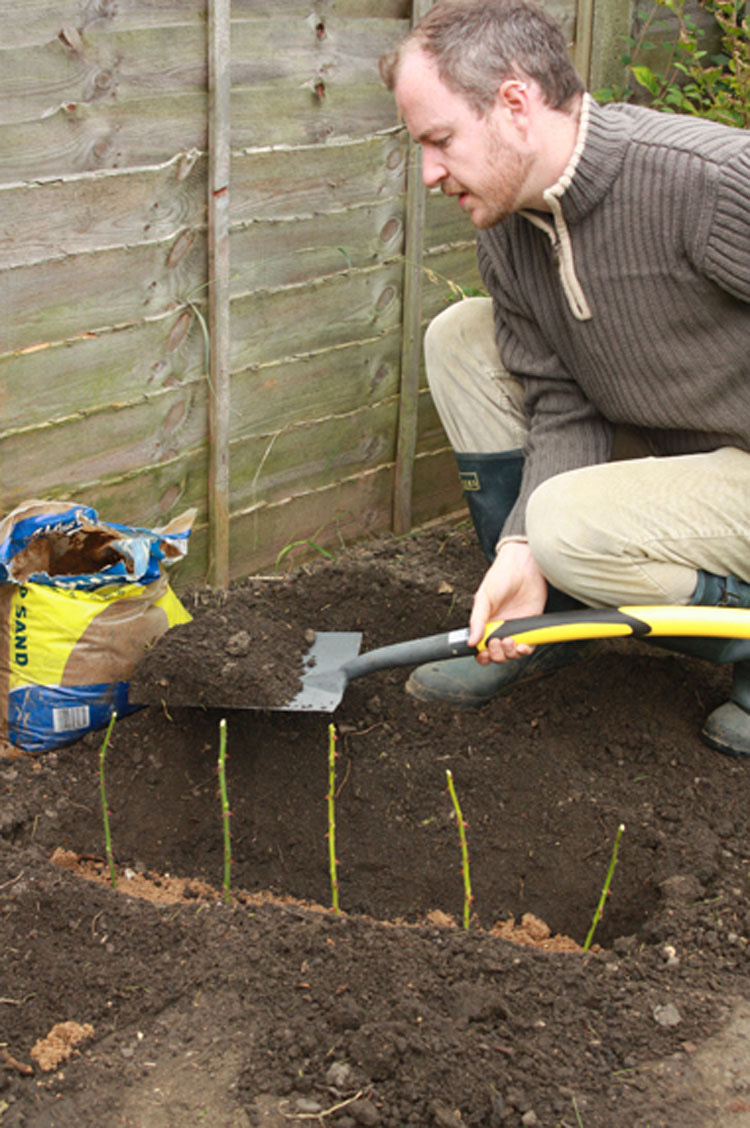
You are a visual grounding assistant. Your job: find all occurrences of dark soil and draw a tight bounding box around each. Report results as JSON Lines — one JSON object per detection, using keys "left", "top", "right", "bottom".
{"left": 130, "top": 587, "right": 311, "bottom": 709}
{"left": 3, "top": 522, "right": 750, "bottom": 1128}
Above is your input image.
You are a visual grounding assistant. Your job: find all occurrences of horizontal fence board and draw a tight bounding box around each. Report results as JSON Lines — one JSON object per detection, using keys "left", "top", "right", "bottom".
{"left": 0, "top": 28, "right": 207, "bottom": 128}
{"left": 1, "top": 260, "right": 406, "bottom": 432}
{"left": 2, "top": 133, "right": 407, "bottom": 350}
{"left": 0, "top": 84, "right": 399, "bottom": 180}
{"left": 2, "top": 263, "right": 466, "bottom": 477}
{"left": 227, "top": 389, "right": 442, "bottom": 514}
{"left": 231, "top": 0, "right": 410, "bottom": 17}
{"left": 2, "top": 443, "right": 462, "bottom": 587}
{"left": 224, "top": 446, "right": 463, "bottom": 582}
{"left": 0, "top": 384, "right": 209, "bottom": 498}
{"left": 230, "top": 85, "right": 399, "bottom": 150}
{"left": 424, "top": 189, "right": 478, "bottom": 251}
{"left": 3, "top": 265, "right": 408, "bottom": 417}
{"left": 232, "top": 133, "right": 406, "bottom": 221}
{"left": 228, "top": 398, "right": 400, "bottom": 510}
{"left": 4, "top": 1, "right": 208, "bottom": 49}
{"left": 0, "top": 98, "right": 207, "bottom": 181}
{"left": 3, "top": 315, "right": 402, "bottom": 446}
{"left": 84, "top": 452, "right": 210, "bottom": 526}
{"left": 225, "top": 462, "right": 396, "bottom": 581}
{"left": 231, "top": 333, "right": 402, "bottom": 436}
{"left": 0, "top": 311, "right": 206, "bottom": 432}
{"left": 0, "top": 404, "right": 456, "bottom": 584}
{"left": 231, "top": 201, "right": 403, "bottom": 292}
{"left": 1, "top": 330, "right": 407, "bottom": 481}
{"left": 3, "top": 185, "right": 406, "bottom": 355}
{"left": 0, "top": 153, "right": 206, "bottom": 269}
{"left": 2, "top": 134, "right": 404, "bottom": 271}
{"left": 7, "top": 0, "right": 408, "bottom": 50}
{"left": 0, "top": 375, "right": 445, "bottom": 544}
{"left": 229, "top": 262, "right": 403, "bottom": 371}
{"left": 11, "top": 446, "right": 211, "bottom": 537}
{"left": 0, "top": 17, "right": 403, "bottom": 128}
{"left": 411, "top": 448, "right": 465, "bottom": 530}
{"left": 2, "top": 236, "right": 208, "bottom": 353}
{"left": 229, "top": 17, "right": 406, "bottom": 87}
{"left": 421, "top": 246, "right": 484, "bottom": 321}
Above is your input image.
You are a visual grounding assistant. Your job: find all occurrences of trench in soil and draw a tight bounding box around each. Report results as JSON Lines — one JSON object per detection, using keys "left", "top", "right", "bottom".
{"left": 26, "top": 526, "right": 735, "bottom": 953}
{"left": 97, "top": 703, "right": 662, "bottom": 948}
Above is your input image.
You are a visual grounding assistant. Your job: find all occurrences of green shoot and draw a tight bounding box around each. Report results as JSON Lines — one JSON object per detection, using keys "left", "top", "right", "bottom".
{"left": 336, "top": 246, "right": 353, "bottom": 272}
{"left": 327, "top": 723, "right": 340, "bottom": 914}
{"left": 217, "top": 718, "right": 232, "bottom": 904}
{"left": 583, "top": 823, "right": 625, "bottom": 953}
{"left": 99, "top": 712, "right": 118, "bottom": 889}
{"left": 185, "top": 299, "right": 212, "bottom": 391}
{"left": 446, "top": 769, "right": 473, "bottom": 930}
{"left": 572, "top": 1093, "right": 585, "bottom": 1127}
{"left": 275, "top": 536, "right": 334, "bottom": 573}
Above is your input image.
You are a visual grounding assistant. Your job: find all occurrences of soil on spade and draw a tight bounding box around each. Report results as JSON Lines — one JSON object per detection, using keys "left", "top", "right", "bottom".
{"left": 3, "top": 522, "right": 750, "bottom": 1128}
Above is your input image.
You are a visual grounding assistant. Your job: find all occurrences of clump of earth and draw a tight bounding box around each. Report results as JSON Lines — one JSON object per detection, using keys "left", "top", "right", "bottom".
{"left": 2, "top": 521, "right": 750, "bottom": 1127}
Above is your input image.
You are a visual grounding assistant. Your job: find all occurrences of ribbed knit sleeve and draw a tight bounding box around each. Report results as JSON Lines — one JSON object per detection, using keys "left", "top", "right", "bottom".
{"left": 700, "top": 146, "right": 750, "bottom": 303}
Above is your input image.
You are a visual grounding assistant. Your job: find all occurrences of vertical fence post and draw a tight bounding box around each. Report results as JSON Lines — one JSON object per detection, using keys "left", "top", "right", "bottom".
{"left": 574, "top": 0, "right": 595, "bottom": 87}
{"left": 207, "top": 0, "right": 231, "bottom": 588}
{"left": 584, "top": 0, "right": 634, "bottom": 96}
{"left": 392, "top": 0, "right": 433, "bottom": 536}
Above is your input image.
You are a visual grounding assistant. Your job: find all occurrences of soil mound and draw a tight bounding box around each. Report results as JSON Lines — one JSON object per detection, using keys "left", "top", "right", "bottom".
{"left": 3, "top": 523, "right": 750, "bottom": 1127}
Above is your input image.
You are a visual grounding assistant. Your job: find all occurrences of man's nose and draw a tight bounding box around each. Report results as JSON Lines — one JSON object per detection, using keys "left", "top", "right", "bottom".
{"left": 421, "top": 148, "right": 446, "bottom": 188}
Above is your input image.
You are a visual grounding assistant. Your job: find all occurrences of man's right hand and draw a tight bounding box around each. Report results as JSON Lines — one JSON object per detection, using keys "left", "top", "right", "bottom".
{"left": 468, "top": 540, "right": 549, "bottom": 663}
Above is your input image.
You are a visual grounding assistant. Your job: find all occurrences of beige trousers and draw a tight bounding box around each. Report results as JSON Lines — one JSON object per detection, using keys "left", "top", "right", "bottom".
{"left": 425, "top": 298, "right": 750, "bottom": 607}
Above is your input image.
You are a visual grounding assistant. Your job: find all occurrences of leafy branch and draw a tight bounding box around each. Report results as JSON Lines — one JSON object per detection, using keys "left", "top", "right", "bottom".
{"left": 597, "top": 0, "right": 750, "bottom": 128}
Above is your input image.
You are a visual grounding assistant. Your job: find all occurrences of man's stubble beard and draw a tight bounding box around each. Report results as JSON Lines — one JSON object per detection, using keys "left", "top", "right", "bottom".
{"left": 471, "top": 126, "right": 533, "bottom": 229}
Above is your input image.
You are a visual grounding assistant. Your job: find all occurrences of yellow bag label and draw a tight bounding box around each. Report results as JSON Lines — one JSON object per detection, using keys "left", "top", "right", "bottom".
{"left": 8, "top": 581, "right": 191, "bottom": 690}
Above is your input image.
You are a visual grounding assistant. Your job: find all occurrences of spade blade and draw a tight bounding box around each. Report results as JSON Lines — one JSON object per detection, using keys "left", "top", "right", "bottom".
{"left": 279, "top": 631, "right": 363, "bottom": 712}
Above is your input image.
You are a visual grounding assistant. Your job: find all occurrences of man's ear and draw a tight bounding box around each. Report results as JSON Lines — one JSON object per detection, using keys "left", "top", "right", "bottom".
{"left": 496, "top": 78, "right": 531, "bottom": 134}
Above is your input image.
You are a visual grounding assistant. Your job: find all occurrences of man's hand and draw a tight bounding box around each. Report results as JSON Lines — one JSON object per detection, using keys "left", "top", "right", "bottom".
{"left": 468, "top": 541, "right": 548, "bottom": 664}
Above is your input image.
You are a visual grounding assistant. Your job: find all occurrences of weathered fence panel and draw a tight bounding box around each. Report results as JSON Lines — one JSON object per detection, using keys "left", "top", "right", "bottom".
{"left": 1, "top": 0, "right": 594, "bottom": 584}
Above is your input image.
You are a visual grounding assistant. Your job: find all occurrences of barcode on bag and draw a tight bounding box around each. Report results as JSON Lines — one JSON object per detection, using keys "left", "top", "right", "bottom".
{"left": 53, "top": 705, "right": 91, "bottom": 733}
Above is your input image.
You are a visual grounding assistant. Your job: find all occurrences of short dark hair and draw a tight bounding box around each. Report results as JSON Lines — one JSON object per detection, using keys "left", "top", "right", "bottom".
{"left": 379, "top": 0, "right": 584, "bottom": 113}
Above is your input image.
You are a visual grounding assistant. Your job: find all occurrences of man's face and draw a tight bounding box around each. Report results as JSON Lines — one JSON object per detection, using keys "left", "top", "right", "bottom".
{"left": 394, "top": 46, "right": 531, "bottom": 229}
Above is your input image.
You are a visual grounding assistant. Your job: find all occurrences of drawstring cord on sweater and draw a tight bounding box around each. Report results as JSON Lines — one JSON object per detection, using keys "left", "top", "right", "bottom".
{"left": 520, "top": 94, "right": 594, "bottom": 323}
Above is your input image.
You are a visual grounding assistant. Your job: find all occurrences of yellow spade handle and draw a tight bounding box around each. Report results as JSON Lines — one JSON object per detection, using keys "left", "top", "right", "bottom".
{"left": 478, "top": 604, "right": 750, "bottom": 651}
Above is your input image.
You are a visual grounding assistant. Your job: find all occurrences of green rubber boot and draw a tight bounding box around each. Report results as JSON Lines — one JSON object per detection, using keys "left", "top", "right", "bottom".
{"left": 406, "top": 450, "right": 593, "bottom": 707}
{"left": 649, "top": 570, "right": 750, "bottom": 759}
{"left": 405, "top": 636, "right": 593, "bottom": 706}
{"left": 701, "top": 659, "right": 750, "bottom": 758}
{"left": 456, "top": 450, "right": 524, "bottom": 564}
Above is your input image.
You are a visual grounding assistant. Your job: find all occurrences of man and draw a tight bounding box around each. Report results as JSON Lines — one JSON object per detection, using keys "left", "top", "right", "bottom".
{"left": 379, "top": 0, "right": 750, "bottom": 755}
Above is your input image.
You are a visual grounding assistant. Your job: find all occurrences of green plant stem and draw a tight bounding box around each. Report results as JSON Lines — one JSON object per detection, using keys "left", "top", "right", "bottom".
{"left": 572, "top": 1093, "right": 585, "bottom": 1127}
{"left": 583, "top": 823, "right": 625, "bottom": 953}
{"left": 99, "top": 712, "right": 118, "bottom": 890}
{"left": 217, "top": 718, "right": 232, "bottom": 904}
{"left": 446, "top": 769, "right": 473, "bottom": 930}
{"left": 327, "top": 724, "right": 340, "bottom": 914}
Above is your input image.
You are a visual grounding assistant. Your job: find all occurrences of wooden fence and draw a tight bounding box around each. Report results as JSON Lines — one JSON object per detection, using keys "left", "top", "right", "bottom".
{"left": 0, "top": 0, "right": 619, "bottom": 586}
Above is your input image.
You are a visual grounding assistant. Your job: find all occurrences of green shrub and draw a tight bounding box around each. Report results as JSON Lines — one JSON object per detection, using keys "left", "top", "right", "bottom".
{"left": 597, "top": 0, "right": 750, "bottom": 127}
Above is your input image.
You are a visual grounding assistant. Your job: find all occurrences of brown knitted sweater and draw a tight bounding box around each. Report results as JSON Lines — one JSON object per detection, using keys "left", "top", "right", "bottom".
{"left": 476, "top": 95, "right": 750, "bottom": 538}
